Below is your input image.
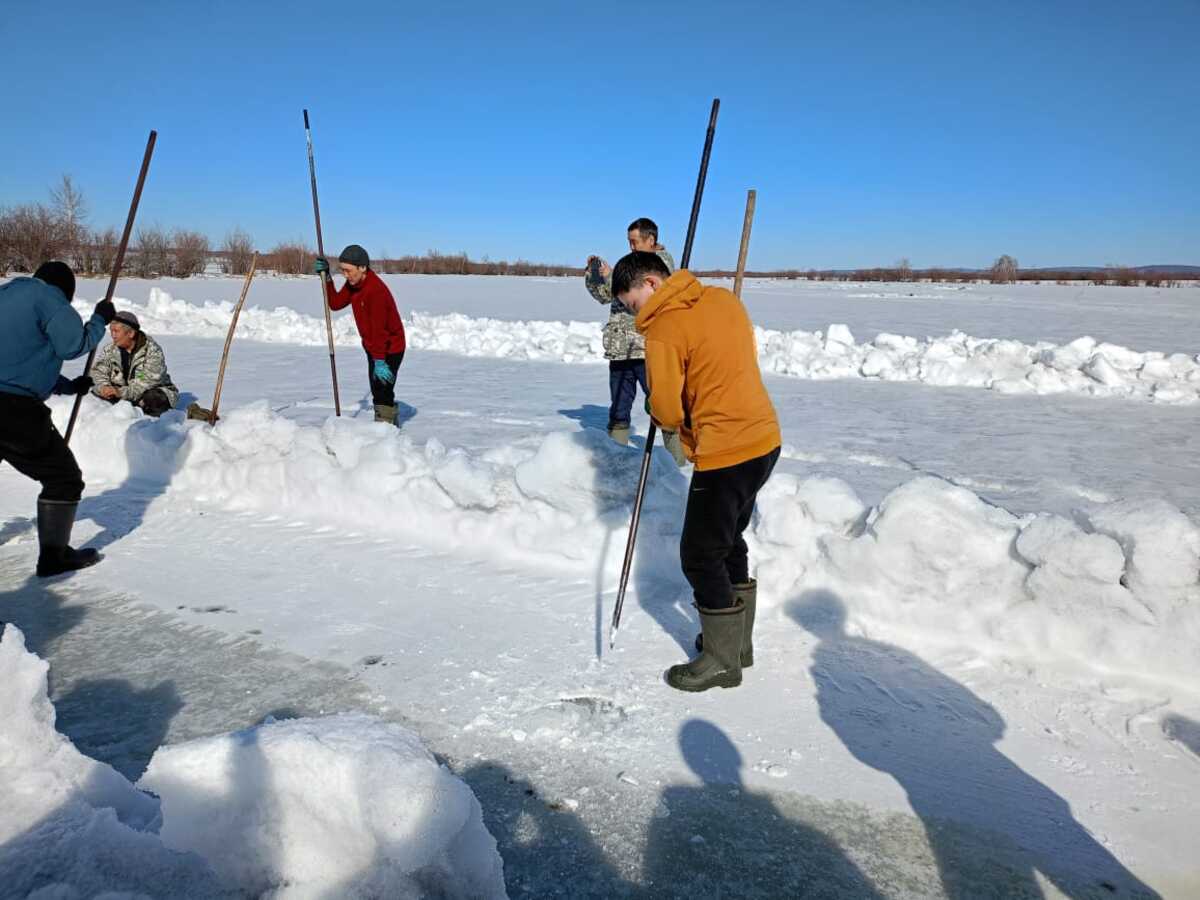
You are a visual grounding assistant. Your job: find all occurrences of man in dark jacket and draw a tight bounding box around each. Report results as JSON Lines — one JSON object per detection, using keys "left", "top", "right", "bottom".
{"left": 0, "top": 261, "right": 115, "bottom": 576}
{"left": 314, "top": 244, "right": 406, "bottom": 425}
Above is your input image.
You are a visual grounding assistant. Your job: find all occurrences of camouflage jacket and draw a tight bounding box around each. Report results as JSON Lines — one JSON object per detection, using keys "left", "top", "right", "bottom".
{"left": 90, "top": 332, "right": 180, "bottom": 408}
{"left": 584, "top": 245, "right": 676, "bottom": 360}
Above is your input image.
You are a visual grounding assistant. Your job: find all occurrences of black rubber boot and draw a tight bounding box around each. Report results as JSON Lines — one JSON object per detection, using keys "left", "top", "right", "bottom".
{"left": 667, "top": 601, "right": 745, "bottom": 692}
{"left": 695, "top": 579, "right": 757, "bottom": 667}
{"left": 36, "top": 499, "right": 100, "bottom": 578}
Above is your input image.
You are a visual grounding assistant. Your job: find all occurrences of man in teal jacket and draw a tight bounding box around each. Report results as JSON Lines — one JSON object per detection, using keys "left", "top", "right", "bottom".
{"left": 0, "top": 261, "right": 115, "bottom": 576}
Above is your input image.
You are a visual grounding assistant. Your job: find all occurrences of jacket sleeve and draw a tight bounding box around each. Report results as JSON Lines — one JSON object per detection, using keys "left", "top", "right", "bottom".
{"left": 121, "top": 341, "right": 169, "bottom": 401}
{"left": 325, "top": 277, "right": 352, "bottom": 311}
{"left": 585, "top": 271, "right": 613, "bottom": 305}
{"left": 644, "top": 338, "right": 686, "bottom": 431}
{"left": 89, "top": 345, "right": 114, "bottom": 393}
{"left": 44, "top": 301, "right": 105, "bottom": 361}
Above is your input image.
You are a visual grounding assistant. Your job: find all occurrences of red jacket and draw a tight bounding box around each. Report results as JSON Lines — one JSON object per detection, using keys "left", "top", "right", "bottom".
{"left": 326, "top": 269, "right": 406, "bottom": 359}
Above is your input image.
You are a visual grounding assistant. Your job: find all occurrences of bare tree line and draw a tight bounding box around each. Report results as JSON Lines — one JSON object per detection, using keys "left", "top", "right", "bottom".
{"left": 3, "top": 180, "right": 1191, "bottom": 287}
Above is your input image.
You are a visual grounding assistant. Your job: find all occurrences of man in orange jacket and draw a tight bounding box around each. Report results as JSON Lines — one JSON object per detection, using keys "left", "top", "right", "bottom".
{"left": 613, "top": 251, "right": 781, "bottom": 692}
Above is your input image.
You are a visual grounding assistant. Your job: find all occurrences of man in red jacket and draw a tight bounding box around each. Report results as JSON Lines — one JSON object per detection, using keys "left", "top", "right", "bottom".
{"left": 315, "top": 244, "right": 406, "bottom": 424}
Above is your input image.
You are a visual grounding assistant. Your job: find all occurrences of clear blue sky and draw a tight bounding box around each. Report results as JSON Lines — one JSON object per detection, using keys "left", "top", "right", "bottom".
{"left": 2, "top": 0, "right": 1196, "bottom": 269}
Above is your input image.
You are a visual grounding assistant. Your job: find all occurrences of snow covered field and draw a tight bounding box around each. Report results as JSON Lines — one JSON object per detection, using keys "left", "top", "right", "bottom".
{"left": 2, "top": 275, "right": 1198, "bottom": 898}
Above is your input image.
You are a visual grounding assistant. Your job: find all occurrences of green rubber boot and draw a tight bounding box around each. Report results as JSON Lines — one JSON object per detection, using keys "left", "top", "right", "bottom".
{"left": 607, "top": 422, "right": 631, "bottom": 446}
{"left": 374, "top": 404, "right": 397, "bottom": 425}
{"left": 666, "top": 601, "right": 745, "bottom": 692}
{"left": 695, "top": 579, "right": 757, "bottom": 667}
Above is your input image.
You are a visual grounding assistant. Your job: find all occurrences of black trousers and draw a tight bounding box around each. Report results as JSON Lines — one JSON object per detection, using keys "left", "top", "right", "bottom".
{"left": 366, "top": 350, "right": 405, "bottom": 406}
{"left": 0, "top": 393, "right": 85, "bottom": 502}
{"left": 679, "top": 446, "right": 780, "bottom": 610}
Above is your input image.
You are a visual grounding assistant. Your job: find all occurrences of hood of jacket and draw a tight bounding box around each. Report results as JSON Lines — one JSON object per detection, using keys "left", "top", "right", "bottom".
{"left": 634, "top": 269, "right": 701, "bottom": 333}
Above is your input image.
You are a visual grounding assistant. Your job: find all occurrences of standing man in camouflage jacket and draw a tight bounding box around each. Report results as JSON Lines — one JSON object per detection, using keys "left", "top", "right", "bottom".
{"left": 585, "top": 217, "right": 687, "bottom": 465}
{"left": 90, "top": 311, "right": 180, "bottom": 417}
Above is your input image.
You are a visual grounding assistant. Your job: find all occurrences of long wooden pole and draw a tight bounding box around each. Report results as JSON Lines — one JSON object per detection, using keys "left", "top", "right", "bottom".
{"left": 304, "top": 109, "right": 342, "bottom": 416}
{"left": 65, "top": 130, "right": 157, "bottom": 444}
{"left": 733, "top": 189, "right": 757, "bottom": 298}
{"left": 610, "top": 98, "right": 720, "bottom": 649}
{"left": 206, "top": 252, "right": 258, "bottom": 424}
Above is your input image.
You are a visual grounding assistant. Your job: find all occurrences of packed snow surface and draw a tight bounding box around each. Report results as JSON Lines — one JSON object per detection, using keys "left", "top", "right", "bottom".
{"left": 72, "top": 287, "right": 1200, "bottom": 404}
{"left": 0, "top": 625, "right": 506, "bottom": 899}
{"left": 3, "top": 275, "right": 1198, "bottom": 896}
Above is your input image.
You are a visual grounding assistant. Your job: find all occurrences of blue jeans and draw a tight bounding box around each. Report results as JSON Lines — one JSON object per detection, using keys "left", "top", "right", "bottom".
{"left": 608, "top": 359, "right": 649, "bottom": 429}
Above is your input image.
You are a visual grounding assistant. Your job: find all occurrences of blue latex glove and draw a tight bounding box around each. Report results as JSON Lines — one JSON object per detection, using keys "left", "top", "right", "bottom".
{"left": 372, "top": 359, "right": 395, "bottom": 384}
{"left": 313, "top": 256, "right": 329, "bottom": 275}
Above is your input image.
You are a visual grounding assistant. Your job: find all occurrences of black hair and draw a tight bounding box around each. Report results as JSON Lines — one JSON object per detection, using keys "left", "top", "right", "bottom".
{"left": 611, "top": 250, "right": 670, "bottom": 298}
{"left": 33, "top": 260, "right": 75, "bottom": 301}
{"left": 627, "top": 217, "right": 659, "bottom": 241}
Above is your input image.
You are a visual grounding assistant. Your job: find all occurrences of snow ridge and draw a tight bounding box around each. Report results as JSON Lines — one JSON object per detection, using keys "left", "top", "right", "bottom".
{"left": 57, "top": 398, "right": 1200, "bottom": 695}
{"left": 77, "top": 288, "right": 1200, "bottom": 404}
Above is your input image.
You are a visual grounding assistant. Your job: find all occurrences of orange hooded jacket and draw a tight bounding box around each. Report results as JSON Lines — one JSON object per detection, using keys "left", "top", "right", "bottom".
{"left": 634, "top": 270, "right": 780, "bottom": 471}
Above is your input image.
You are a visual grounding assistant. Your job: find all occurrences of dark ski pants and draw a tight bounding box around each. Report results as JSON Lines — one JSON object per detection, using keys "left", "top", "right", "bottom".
{"left": 0, "top": 393, "right": 85, "bottom": 502}
{"left": 366, "top": 350, "right": 405, "bottom": 406}
{"left": 679, "top": 446, "right": 781, "bottom": 610}
{"left": 608, "top": 359, "right": 649, "bottom": 429}
{"left": 100, "top": 388, "right": 174, "bottom": 417}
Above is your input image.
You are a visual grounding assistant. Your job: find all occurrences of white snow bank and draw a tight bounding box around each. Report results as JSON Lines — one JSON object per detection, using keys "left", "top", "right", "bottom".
{"left": 754, "top": 475, "right": 1199, "bottom": 693}
{"left": 75, "top": 289, "right": 1200, "bottom": 404}
{"left": 0, "top": 625, "right": 222, "bottom": 898}
{"left": 61, "top": 396, "right": 689, "bottom": 580}
{"left": 140, "top": 714, "right": 506, "bottom": 899}
{"left": 53, "top": 398, "right": 1200, "bottom": 694}
{"left": 0, "top": 625, "right": 506, "bottom": 900}
{"left": 757, "top": 325, "right": 1200, "bottom": 404}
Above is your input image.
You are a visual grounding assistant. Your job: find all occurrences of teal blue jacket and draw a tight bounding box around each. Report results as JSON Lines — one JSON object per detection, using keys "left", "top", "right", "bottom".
{"left": 0, "top": 277, "right": 105, "bottom": 399}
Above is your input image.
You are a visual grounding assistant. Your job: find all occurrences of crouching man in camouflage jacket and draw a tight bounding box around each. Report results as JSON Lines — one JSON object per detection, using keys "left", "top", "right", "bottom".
{"left": 90, "top": 311, "right": 180, "bottom": 417}
{"left": 585, "top": 217, "right": 687, "bottom": 466}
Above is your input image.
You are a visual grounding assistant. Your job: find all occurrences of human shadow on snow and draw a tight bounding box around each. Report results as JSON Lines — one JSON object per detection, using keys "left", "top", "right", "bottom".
{"left": 460, "top": 759, "right": 637, "bottom": 898}
{"left": 1161, "top": 713, "right": 1200, "bottom": 760}
{"left": 643, "top": 719, "right": 885, "bottom": 899}
{"left": 787, "top": 589, "right": 1160, "bottom": 899}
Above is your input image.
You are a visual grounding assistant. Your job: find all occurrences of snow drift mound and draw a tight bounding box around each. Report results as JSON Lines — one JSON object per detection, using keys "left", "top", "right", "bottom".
{"left": 753, "top": 475, "right": 1199, "bottom": 693}
{"left": 60, "top": 396, "right": 689, "bottom": 580}
{"left": 0, "top": 625, "right": 507, "bottom": 900}
{"left": 53, "top": 398, "right": 1200, "bottom": 694}
{"left": 75, "top": 289, "right": 1200, "bottom": 404}
{"left": 139, "top": 713, "right": 506, "bottom": 899}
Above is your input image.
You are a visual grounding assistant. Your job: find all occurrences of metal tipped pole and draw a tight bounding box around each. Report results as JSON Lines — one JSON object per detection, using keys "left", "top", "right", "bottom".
{"left": 304, "top": 109, "right": 342, "bottom": 416}
{"left": 610, "top": 98, "right": 720, "bottom": 649}
{"left": 65, "top": 129, "right": 157, "bottom": 445}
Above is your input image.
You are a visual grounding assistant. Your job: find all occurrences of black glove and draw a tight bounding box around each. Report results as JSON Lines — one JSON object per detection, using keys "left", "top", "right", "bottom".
{"left": 94, "top": 299, "right": 116, "bottom": 324}
{"left": 66, "top": 375, "right": 93, "bottom": 395}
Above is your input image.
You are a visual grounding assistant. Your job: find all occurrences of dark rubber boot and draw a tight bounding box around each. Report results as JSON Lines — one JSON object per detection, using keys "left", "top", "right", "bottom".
{"left": 695, "top": 579, "right": 757, "bottom": 667}
{"left": 374, "top": 404, "right": 397, "bottom": 425}
{"left": 36, "top": 499, "right": 100, "bottom": 578}
{"left": 667, "top": 601, "right": 745, "bottom": 692}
